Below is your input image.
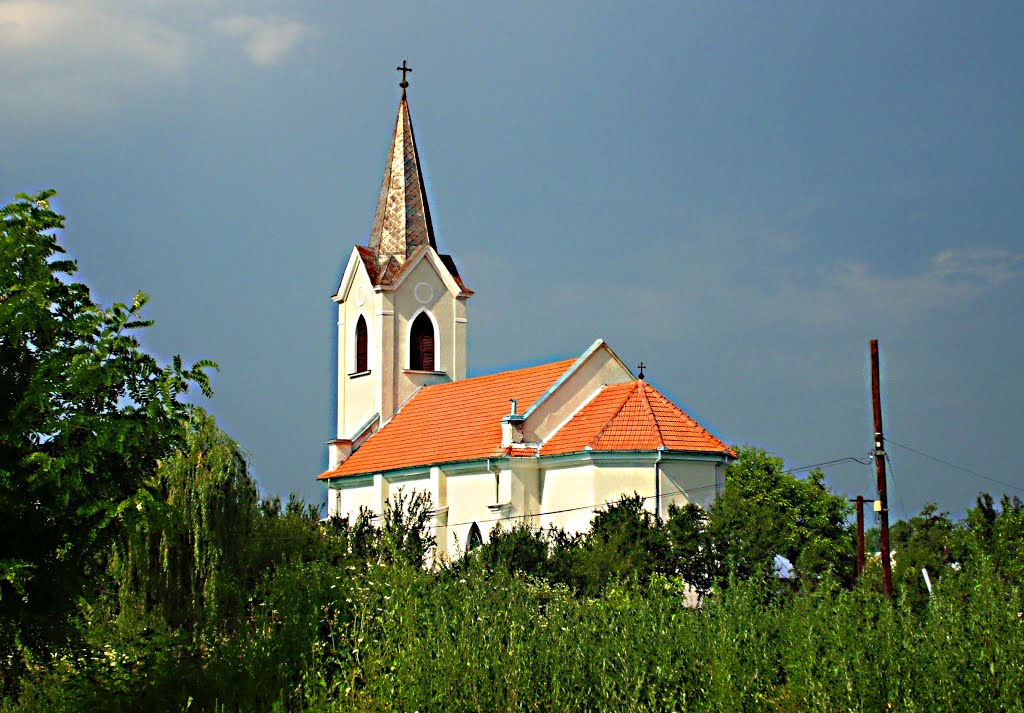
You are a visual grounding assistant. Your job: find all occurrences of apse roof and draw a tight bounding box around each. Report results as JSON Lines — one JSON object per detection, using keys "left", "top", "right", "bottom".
{"left": 539, "top": 380, "right": 735, "bottom": 456}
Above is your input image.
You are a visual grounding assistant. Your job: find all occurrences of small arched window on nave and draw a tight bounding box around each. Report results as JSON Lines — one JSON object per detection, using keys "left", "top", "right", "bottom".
{"left": 409, "top": 312, "right": 435, "bottom": 371}
{"left": 354, "top": 315, "right": 368, "bottom": 373}
{"left": 467, "top": 522, "right": 483, "bottom": 551}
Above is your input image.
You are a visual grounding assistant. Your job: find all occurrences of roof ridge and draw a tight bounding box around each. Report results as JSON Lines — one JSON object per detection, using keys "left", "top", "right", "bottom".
{"left": 645, "top": 382, "right": 730, "bottom": 451}
{"left": 590, "top": 381, "right": 638, "bottom": 448}
{"left": 637, "top": 381, "right": 665, "bottom": 448}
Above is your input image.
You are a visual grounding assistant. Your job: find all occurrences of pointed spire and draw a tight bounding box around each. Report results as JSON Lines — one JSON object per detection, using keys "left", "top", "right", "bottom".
{"left": 367, "top": 90, "right": 437, "bottom": 268}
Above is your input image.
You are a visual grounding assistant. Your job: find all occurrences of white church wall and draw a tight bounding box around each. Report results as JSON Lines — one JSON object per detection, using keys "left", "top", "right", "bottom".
{"left": 658, "top": 460, "right": 719, "bottom": 514}
{"left": 538, "top": 463, "right": 598, "bottom": 533}
{"left": 453, "top": 296, "right": 468, "bottom": 381}
{"left": 385, "top": 477, "right": 433, "bottom": 523}
{"left": 524, "top": 345, "right": 632, "bottom": 443}
{"left": 327, "top": 456, "right": 727, "bottom": 560}
{"left": 376, "top": 289, "right": 396, "bottom": 421}
{"left": 333, "top": 477, "right": 378, "bottom": 519}
{"left": 509, "top": 460, "right": 541, "bottom": 521}
{"left": 444, "top": 468, "right": 500, "bottom": 554}
{"left": 592, "top": 463, "right": 657, "bottom": 513}
{"left": 338, "top": 266, "right": 380, "bottom": 440}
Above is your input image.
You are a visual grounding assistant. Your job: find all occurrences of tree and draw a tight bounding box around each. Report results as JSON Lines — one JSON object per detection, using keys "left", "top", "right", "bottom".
{"left": 109, "top": 409, "right": 258, "bottom": 634}
{"left": 664, "top": 502, "right": 717, "bottom": 598}
{"left": 709, "top": 445, "right": 853, "bottom": 584}
{"left": 888, "top": 503, "right": 956, "bottom": 607}
{"left": 477, "top": 521, "right": 551, "bottom": 577}
{"left": 964, "top": 493, "right": 1024, "bottom": 585}
{"left": 0, "top": 191, "right": 215, "bottom": 664}
{"left": 377, "top": 489, "right": 436, "bottom": 568}
{"left": 574, "top": 493, "right": 670, "bottom": 595}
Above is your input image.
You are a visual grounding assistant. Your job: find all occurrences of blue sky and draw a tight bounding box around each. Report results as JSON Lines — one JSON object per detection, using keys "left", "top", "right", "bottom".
{"left": 3, "top": 1, "right": 1022, "bottom": 516}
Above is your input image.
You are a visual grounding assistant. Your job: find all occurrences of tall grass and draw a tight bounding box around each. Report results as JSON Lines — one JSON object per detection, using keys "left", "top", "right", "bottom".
{"left": 5, "top": 557, "right": 1022, "bottom": 712}
{"left": 290, "top": 558, "right": 1023, "bottom": 712}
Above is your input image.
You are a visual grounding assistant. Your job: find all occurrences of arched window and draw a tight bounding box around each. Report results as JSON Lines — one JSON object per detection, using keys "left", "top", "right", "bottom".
{"left": 354, "top": 315, "right": 368, "bottom": 373}
{"left": 409, "top": 311, "right": 435, "bottom": 371}
{"left": 467, "top": 523, "right": 483, "bottom": 551}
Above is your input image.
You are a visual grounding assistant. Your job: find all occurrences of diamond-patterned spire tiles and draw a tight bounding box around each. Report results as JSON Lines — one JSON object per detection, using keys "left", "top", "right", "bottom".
{"left": 367, "top": 95, "right": 436, "bottom": 267}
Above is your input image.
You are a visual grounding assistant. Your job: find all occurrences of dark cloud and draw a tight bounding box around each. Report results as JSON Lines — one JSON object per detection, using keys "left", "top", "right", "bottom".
{"left": 3, "top": 1, "right": 1022, "bottom": 515}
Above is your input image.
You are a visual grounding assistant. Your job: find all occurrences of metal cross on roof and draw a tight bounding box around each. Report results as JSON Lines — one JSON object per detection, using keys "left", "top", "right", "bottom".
{"left": 396, "top": 60, "right": 412, "bottom": 91}
{"left": 637, "top": 362, "right": 647, "bottom": 380}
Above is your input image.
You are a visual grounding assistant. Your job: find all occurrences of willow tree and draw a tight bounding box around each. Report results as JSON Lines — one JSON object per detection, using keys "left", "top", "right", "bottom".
{"left": 111, "top": 409, "right": 259, "bottom": 633}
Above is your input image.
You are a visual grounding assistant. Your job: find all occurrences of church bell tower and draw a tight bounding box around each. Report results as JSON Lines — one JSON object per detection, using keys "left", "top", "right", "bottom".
{"left": 328, "top": 66, "right": 473, "bottom": 469}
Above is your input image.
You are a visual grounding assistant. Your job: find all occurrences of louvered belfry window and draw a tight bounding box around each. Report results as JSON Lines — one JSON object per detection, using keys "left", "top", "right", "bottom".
{"left": 410, "top": 312, "right": 435, "bottom": 371}
{"left": 355, "top": 315, "right": 368, "bottom": 373}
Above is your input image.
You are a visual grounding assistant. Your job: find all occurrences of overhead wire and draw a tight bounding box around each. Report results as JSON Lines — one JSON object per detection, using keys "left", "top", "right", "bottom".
{"left": 425, "top": 454, "right": 876, "bottom": 530}
{"left": 883, "top": 452, "right": 908, "bottom": 517}
{"left": 886, "top": 437, "right": 1024, "bottom": 495}
{"left": 444, "top": 482, "right": 720, "bottom": 529}
{"left": 784, "top": 455, "right": 872, "bottom": 475}
{"left": 250, "top": 454, "right": 885, "bottom": 539}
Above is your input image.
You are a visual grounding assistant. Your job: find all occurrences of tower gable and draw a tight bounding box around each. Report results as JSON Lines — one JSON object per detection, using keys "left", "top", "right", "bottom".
{"left": 334, "top": 246, "right": 376, "bottom": 304}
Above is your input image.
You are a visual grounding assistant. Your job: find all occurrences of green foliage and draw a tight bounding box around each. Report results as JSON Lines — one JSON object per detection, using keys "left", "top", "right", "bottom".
{"left": 965, "top": 493, "right": 1024, "bottom": 584}
{"left": 710, "top": 444, "right": 854, "bottom": 583}
{"left": 6, "top": 472, "right": 1024, "bottom": 711}
{"left": 376, "top": 488, "right": 436, "bottom": 568}
{"left": 664, "top": 502, "right": 717, "bottom": 598}
{"left": 0, "top": 191, "right": 215, "bottom": 671}
{"left": 476, "top": 521, "right": 552, "bottom": 576}
{"left": 108, "top": 409, "right": 259, "bottom": 634}
{"left": 463, "top": 459, "right": 856, "bottom": 602}
{"left": 888, "top": 502, "right": 957, "bottom": 608}
{"left": 288, "top": 557, "right": 1024, "bottom": 712}
{"left": 575, "top": 493, "right": 671, "bottom": 595}
{"left": 469, "top": 495, "right": 681, "bottom": 597}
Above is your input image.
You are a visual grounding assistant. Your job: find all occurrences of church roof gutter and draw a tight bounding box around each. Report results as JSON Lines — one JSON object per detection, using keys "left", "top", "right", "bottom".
{"left": 320, "top": 447, "right": 734, "bottom": 483}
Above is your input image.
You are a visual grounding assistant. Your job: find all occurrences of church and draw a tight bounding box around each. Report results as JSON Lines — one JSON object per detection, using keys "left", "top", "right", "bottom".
{"left": 317, "top": 70, "right": 734, "bottom": 557}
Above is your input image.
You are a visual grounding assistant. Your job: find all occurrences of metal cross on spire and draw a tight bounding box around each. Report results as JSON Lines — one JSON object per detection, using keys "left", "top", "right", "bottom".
{"left": 396, "top": 59, "right": 412, "bottom": 92}
{"left": 637, "top": 362, "right": 647, "bottom": 380}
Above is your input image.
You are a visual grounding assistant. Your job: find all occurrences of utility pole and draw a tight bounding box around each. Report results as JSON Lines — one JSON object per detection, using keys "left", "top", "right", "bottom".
{"left": 848, "top": 495, "right": 875, "bottom": 579}
{"left": 870, "top": 339, "right": 893, "bottom": 597}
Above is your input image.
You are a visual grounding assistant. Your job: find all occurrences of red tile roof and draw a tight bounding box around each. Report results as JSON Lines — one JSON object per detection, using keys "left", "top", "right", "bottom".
{"left": 319, "top": 359, "right": 576, "bottom": 479}
{"left": 319, "top": 366, "right": 733, "bottom": 481}
{"left": 540, "top": 380, "right": 735, "bottom": 457}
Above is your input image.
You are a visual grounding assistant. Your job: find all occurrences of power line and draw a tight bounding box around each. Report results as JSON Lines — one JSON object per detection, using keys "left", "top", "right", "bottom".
{"left": 445, "top": 454, "right": 873, "bottom": 529}
{"left": 784, "top": 455, "right": 872, "bottom": 475}
{"left": 445, "top": 483, "right": 720, "bottom": 529}
{"left": 884, "top": 453, "right": 908, "bottom": 517}
{"left": 886, "top": 438, "right": 1024, "bottom": 495}
{"left": 239, "top": 454, "right": 880, "bottom": 536}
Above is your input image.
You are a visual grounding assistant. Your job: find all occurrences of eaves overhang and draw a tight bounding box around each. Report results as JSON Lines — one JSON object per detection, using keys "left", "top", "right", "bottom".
{"left": 320, "top": 447, "right": 733, "bottom": 484}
